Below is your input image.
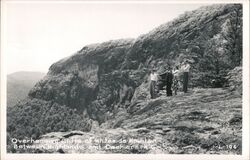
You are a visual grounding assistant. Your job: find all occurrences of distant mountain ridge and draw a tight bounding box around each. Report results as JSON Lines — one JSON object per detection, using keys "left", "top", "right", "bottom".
{"left": 7, "top": 71, "right": 45, "bottom": 107}
{"left": 7, "top": 4, "right": 242, "bottom": 154}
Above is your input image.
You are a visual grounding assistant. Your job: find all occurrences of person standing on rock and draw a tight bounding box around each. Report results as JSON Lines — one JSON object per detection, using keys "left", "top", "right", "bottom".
{"left": 150, "top": 69, "right": 158, "bottom": 99}
{"left": 172, "top": 66, "right": 180, "bottom": 95}
{"left": 165, "top": 67, "right": 173, "bottom": 96}
{"left": 181, "top": 60, "right": 191, "bottom": 93}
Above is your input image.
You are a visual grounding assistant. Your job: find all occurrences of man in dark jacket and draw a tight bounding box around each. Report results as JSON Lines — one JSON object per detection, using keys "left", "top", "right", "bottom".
{"left": 165, "top": 68, "right": 173, "bottom": 96}
{"left": 158, "top": 67, "right": 173, "bottom": 96}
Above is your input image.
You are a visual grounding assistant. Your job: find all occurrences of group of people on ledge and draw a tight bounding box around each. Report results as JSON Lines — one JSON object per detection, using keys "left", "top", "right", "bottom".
{"left": 149, "top": 60, "right": 191, "bottom": 99}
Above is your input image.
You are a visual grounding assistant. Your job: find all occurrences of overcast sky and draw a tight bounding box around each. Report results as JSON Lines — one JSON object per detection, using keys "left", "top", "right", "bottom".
{"left": 3, "top": 2, "right": 207, "bottom": 74}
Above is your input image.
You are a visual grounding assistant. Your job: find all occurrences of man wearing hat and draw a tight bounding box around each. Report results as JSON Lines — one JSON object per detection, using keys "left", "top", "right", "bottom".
{"left": 181, "top": 60, "right": 191, "bottom": 93}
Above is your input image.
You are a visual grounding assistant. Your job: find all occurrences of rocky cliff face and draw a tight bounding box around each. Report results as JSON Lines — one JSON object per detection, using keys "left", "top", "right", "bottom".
{"left": 28, "top": 39, "right": 138, "bottom": 123}
{"left": 26, "top": 4, "right": 242, "bottom": 122}
{"left": 7, "top": 4, "right": 242, "bottom": 154}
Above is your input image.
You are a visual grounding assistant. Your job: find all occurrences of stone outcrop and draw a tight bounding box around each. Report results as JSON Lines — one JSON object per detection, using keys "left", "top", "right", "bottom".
{"left": 26, "top": 4, "right": 242, "bottom": 123}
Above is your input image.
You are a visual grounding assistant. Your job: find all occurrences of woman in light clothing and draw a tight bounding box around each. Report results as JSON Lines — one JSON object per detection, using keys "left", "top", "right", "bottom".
{"left": 150, "top": 69, "right": 158, "bottom": 99}
{"left": 172, "top": 66, "right": 180, "bottom": 95}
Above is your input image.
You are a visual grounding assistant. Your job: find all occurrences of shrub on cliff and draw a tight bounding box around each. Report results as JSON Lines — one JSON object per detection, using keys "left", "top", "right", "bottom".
{"left": 226, "top": 66, "right": 242, "bottom": 94}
